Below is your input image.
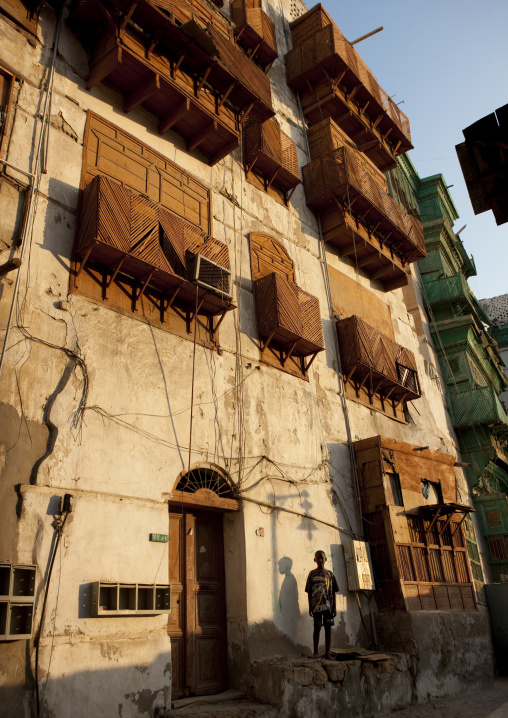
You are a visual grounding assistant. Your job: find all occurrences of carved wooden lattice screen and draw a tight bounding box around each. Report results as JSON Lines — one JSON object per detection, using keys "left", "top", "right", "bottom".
{"left": 73, "top": 113, "right": 233, "bottom": 342}
{"left": 250, "top": 232, "right": 324, "bottom": 378}
{"left": 81, "top": 113, "right": 211, "bottom": 233}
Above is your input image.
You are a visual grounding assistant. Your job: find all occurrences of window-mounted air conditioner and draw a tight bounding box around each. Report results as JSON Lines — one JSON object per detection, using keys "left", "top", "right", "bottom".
{"left": 187, "top": 253, "right": 231, "bottom": 299}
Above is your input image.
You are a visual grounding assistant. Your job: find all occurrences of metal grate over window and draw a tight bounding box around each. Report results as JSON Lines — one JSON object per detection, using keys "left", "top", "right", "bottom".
{"left": 176, "top": 467, "right": 234, "bottom": 497}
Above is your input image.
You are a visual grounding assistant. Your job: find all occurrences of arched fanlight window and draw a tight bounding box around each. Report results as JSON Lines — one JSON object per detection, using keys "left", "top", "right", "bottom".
{"left": 175, "top": 466, "right": 234, "bottom": 499}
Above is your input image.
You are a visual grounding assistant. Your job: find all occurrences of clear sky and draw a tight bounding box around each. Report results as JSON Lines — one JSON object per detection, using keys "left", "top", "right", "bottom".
{"left": 325, "top": 0, "right": 508, "bottom": 301}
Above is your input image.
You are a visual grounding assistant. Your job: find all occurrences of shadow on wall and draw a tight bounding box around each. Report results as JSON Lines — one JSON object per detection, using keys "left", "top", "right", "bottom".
{"left": 277, "top": 556, "right": 300, "bottom": 637}
{"left": 0, "top": 641, "right": 172, "bottom": 718}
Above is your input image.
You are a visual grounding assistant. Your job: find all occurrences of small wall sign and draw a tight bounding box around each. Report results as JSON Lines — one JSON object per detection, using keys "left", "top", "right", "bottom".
{"left": 149, "top": 533, "right": 168, "bottom": 543}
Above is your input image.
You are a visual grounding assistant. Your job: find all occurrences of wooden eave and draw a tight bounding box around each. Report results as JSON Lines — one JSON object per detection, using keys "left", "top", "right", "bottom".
{"left": 72, "top": 0, "right": 274, "bottom": 126}
{"left": 341, "top": 359, "right": 421, "bottom": 403}
{"left": 303, "top": 155, "right": 426, "bottom": 264}
{"left": 286, "top": 49, "right": 412, "bottom": 157}
{"left": 317, "top": 205, "right": 410, "bottom": 291}
{"left": 296, "top": 79, "right": 399, "bottom": 173}
{"left": 76, "top": 246, "right": 236, "bottom": 317}
{"left": 353, "top": 435, "right": 457, "bottom": 466}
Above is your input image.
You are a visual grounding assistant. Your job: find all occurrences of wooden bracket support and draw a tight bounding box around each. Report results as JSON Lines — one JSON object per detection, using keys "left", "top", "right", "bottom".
{"left": 106, "top": 257, "right": 126, "bottom": 288}
{"left": 260, "top": 330, "right": 274, "bottom": 356}
{"left": 285, "top": 185, "right": 298, "bottom": 205}
{"left": 281, "top": 340, "right": 297, "bottom": 366}
{"left": 160, "top": 98, "right": 190, "bottom": 134}
{"left": 75, "top": 243, "right": 95, "bottom": 284}
{"left": 426, "top": 507, "right": 443, "bottom": 535}
{"left": 196, "top": 63, "right": 214, "bottom": 94}
{"left": 137, "top": 270, "right": 154, "bottom": 300}
{"left": 188, "top": 121, "right": 218, "bottom": 152}
{"left": 264, "top": 167, "right": 280, "bottom": 191}
{"left": 119, "top": 2, "right": 137, "bottom": 35}
{"left": 171, "top": 53, "right": 186, "bottom": 77}
{"left": 125, "top": 73, "right": 160, "bottom": 113}
{"left": 240, "top": 102, "right": 255, "bottom": 121}
{"left": 217, "top": 82, "right": 236, "bottom": 110}
{"left": 188, "top": 296, "right": 205, "bottom": 324}
{"left": 211, "top": 309, "right": 227, "bottom": 339}
{"left": 248, "top": 42, "right": 261, "bottom": 59}
{"left": 245, "top": 154, "right": 258, "bottom": 179}
{"left": 451, "top": 513, "right": 468, "bottom": 537}
{"left": 303, "top": 352, "right": 318, "bottom": 375}
{"left": 438, "top": 512, "right": 454, "bottom": 536}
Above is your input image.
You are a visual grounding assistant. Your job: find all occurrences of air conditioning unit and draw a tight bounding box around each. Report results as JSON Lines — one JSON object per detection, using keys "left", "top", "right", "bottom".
{"left": 187, "top": 253, "right": 231, "bottom": 299}
{"left": 343, "top": 540, "right": 375, "bottom": 591}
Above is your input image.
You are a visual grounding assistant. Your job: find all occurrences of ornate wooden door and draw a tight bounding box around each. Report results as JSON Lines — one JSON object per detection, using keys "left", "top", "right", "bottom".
{"left": 168, "top": 510, "right": 227, "bottom": 698}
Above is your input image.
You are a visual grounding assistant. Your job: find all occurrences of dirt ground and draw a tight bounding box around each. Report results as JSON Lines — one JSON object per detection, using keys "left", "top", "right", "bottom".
{"left": 377, "top": 678, "right": 508, "bottom": 718}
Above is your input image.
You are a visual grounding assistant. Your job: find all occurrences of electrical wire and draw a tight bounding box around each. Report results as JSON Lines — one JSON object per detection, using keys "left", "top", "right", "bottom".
{"left": 0, "top": 5, "right": 64, "bottom": 381}
{"left": 35, "top": 507, "right": 69, "bottom": 718}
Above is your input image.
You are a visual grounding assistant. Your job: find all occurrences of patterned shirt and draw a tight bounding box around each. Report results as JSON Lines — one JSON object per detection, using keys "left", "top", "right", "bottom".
{"left": 305, "top": 568, "right": 339, "bottom": 613}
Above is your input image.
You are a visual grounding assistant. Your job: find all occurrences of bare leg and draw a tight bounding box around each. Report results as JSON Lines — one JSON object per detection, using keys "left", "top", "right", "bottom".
{"left": 324, "top": 625, "right": 332, "bottom": 660}
{"left": 313, "top": 626, "right": 320, "bottom": 657}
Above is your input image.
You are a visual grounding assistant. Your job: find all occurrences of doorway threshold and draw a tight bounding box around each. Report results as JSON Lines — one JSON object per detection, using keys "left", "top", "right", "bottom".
{"left": 172, "top": 688, "right": 245, "bottom": 710}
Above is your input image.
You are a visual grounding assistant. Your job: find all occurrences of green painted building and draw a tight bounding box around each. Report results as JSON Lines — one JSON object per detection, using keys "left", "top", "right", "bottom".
{"left": 386, "top": 155, "right": 508, "bottom": 591}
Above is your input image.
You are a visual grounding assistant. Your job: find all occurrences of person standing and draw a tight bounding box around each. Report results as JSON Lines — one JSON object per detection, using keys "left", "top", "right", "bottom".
{"left": 305, "top": 550, "right": 339, "bottom": 659}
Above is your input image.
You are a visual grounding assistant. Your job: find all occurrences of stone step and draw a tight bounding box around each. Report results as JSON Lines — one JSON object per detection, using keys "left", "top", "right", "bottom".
{"left": 169, "top": 689, "right": 277, "bottom": 718}
{"left": 169, "top": 698, "right": 277, "bottom": 717}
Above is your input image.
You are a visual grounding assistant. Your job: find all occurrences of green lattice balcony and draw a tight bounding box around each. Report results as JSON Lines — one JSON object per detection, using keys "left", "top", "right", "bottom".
{"left": 424, "top": 273, "right": 472, "bottom": 306}
{"left": 447, "top": 385, "right": 508, "bottom": 430}
{"left": 423, "top": 272, "right": 489, "bottom": 324}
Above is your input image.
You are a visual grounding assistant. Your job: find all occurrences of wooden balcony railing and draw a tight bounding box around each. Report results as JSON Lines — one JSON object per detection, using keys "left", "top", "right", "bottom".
{"left": 254, "top": 272, "right": 324, "bottom": 372}
{"left": 75, "top": 175, "right": 234, "bottom": 319}
{"left": 231, "top": 0, "right": 278, "bottom": 70}
{"left": 71, "top": 0, "right": 273, "bottom": 165}
{"left": 302, "top": 145, "right": 425, "bottom": 291}
{"left": 244, "top": 118, "right": 301, "bottom": 198}
{"left": 285, "top": 5, "right": 412, "bottom": 172}
{"left": 337, "top": 315, "right": 421, "bottom": 408}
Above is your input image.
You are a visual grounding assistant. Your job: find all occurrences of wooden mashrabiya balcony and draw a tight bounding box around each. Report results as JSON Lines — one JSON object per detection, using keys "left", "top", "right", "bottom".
{"left": 231, "top": 0, "right": 278, "bottom": 70}
{"left": 75, "top": 174, "right": 234, "bottom": 320}
{"left": 254, "top": 272, "right": 324, "bottom": 373}
{"left": 71, "top": 0, "right": 273, "bottom": 165}
{"left": 285, "top": 4, "right": 412, "bottom": 172}
{"left": 337, "top": 315, "right": 421, "bottom": 409}
{"left": 303, "top": 145, "right": 425, "bottom": 291}
{"left": 244, "top": 117, "right": 301, "bottom": 199}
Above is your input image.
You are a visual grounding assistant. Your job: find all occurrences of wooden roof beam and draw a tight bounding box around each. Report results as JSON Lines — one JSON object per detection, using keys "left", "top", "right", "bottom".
{"left": 372, "top": 264, "right": 395, "bottom": 280}
{"left": 188, "top": 121, "right": 219, "bottom": 151}
{"left": 87, "top": 46, "right": 122, "bottom": 90}
{"left": 159, "top": 98, "right": 190, "bottom": 134}
{"left": 125, "top": 73, "right": 160, "bottom": 113}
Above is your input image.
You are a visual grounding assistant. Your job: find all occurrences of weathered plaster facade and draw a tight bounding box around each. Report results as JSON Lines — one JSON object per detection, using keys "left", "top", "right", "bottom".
{"left": 0, "top": 0, "right": 493, "bottom": 716}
